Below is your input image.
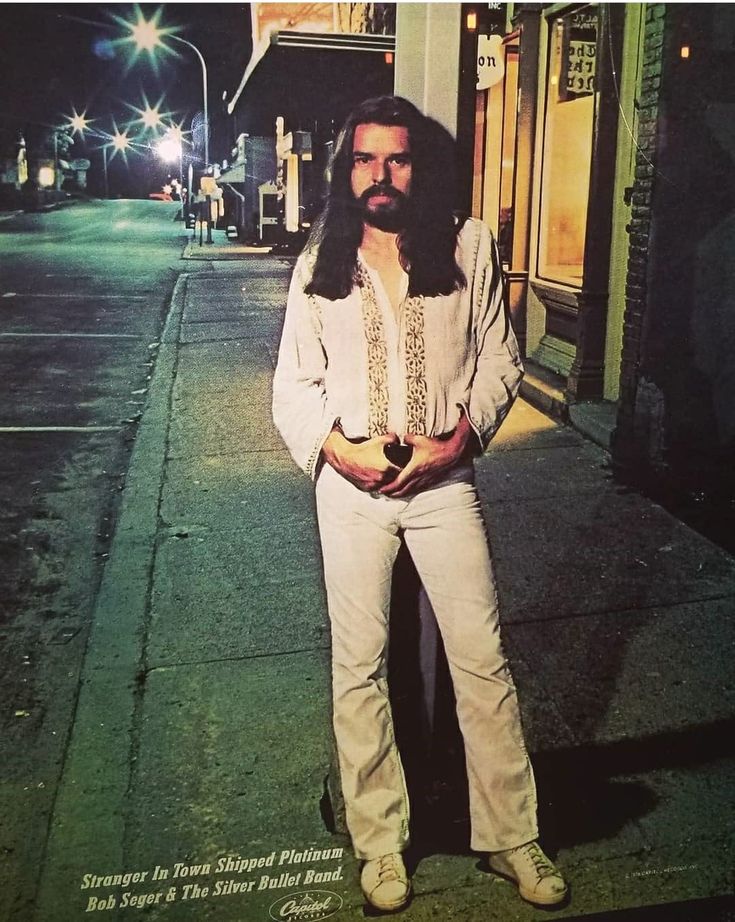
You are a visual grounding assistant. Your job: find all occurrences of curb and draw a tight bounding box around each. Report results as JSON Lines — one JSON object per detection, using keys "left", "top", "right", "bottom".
{"left": 34, "top": 274, "right": 188, "bottom": 922}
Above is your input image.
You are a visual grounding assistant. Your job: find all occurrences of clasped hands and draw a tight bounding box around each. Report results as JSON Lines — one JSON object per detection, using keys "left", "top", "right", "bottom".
{"left": 321, "top": 412, "right": 477, "bottom": 498}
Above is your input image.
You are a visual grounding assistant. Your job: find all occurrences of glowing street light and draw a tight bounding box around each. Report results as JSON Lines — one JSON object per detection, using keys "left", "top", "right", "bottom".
{"left": 156, "top": 125, "right": 185, "bottom": 217}
{"left": 121, "top": 8, "right": 210, "bottom": 168}
{"left": 126, "top": 92, "right": 172, "bottom": 133}
{"left": 156, "top": 133, "right": 181, "bottom": 163}
{"left": 98, "top": 124, "right": 133, "bottom": 200}
{"left": 68, "top": 109, "right": 91, "bottom": 135}
{"left": 142, "top": 107, "right": 162, "bottom": 129}
{"left": 63, "top": 107, "right": 151, "bottom": 199}
{"left": 38, "top": 166, "right": 56, "bottom": 188}
{"left": 130, "top": 15, "right": 161, "bottom": 52}
{"left": 113, "top": 6, "right": 178, "bottom": 62}
{"left": 111, "top": 129, "right": 130, "bottom": 153}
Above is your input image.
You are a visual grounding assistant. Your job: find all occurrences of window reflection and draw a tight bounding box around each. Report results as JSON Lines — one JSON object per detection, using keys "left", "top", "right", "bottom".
{"left": 538, "top": 5, "right": 598, "bottom": 287}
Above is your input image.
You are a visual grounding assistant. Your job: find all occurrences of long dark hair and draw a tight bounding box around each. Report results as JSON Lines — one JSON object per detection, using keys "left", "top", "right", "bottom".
{"left": 304, "top": 95, "right": 466, "bottom": 301}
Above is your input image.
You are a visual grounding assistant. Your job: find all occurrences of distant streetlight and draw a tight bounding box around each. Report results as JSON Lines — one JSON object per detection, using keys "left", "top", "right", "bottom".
{"left": 124, "top": 11, "right": 209, "bottom": 168}
{"left": 68, "top": 109, "right": 90, "bottom": 135}
{"left": 156, "top": 125, "right": 185, "bottom": 218}
{"left": 141, "top": 107, "right": 162, "bottom": 129}
{"left": 126, "top": 93, "right": 172, "bottom": 133}
{"left": 100, "top": 126, "right": 131, "bottom": 199}
{"left": 156, "top": 130, "right": 181, "bottom": 164}
{"left": 63, "top": 110, "right": 144, "bottom": 199}
{"left": 111, "top": 129, "right": 131, "bottom": 153}
{"left": 38, "top": 166, "right": 55, "bottom": 188}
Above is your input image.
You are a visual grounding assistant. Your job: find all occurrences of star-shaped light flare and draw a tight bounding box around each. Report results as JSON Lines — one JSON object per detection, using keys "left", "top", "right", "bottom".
{"left": 111, "top": 5, "right": 182, "bottom": 74}
{"left": 67, "top": 109, "right": 91, "bottom": 135}
{"left": 126, "top": 93, "right": 173, "bottom": 132}
{"left": 103, "top": 121, "right": 133, "bottom": 164}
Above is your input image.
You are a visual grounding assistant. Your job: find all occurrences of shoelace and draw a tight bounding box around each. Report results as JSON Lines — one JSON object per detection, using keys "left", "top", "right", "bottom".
{"left": 514, "top": 843, "right": 558, "bottom": 880}
{"left": 377, "top": 855, "right": 401, "bottom": 881}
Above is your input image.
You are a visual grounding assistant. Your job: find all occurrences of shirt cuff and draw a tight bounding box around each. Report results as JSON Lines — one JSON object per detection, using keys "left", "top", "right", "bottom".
{"left": 306, "top": 416, "right": 340, "bottom": 481}
{"left": 457, "top": 402, "right": 486, "bottom": 455}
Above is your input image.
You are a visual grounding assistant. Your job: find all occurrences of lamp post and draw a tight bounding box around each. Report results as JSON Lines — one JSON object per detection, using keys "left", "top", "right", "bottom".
{"left": 52, "top": 129, "right": 59, "bottom": 192}
{"left": 102, "top": 145, "right": 109, "bottom": 199}
{"left": 169, "top": 35, "right": 208, "bottom": 170}
{"left": 128, "top": 15, "right": 209, "bottom": 169}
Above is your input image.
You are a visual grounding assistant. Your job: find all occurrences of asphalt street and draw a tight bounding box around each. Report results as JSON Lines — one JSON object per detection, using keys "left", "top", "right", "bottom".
{"left": 0, "top": 200, "right": 185, "bottom": 921}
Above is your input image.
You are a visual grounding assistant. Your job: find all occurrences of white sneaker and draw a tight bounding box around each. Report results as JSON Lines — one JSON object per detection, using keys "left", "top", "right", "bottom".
{"left": 488, "top": 841, "right": 568, "bottom": 906}
{"left": 360, "top": 853, "right": 411, "bottom": 911}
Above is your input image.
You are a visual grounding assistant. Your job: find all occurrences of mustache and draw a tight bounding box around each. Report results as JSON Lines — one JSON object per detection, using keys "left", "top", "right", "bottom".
{"left": 359, "top": 184, "right": 404, "bottom": 204}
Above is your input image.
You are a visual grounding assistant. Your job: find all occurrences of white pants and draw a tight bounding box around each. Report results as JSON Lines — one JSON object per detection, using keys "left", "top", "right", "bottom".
{"left": 315, "top": 462, "right": 538, "bottom": 860}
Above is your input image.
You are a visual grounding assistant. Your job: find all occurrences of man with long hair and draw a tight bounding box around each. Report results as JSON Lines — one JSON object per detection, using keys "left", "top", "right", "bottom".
{"left": 273, "top": 95, "right": 567, "bottom": 912}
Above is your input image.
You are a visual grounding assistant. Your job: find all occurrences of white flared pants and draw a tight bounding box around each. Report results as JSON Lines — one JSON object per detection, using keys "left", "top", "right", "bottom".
{"left": 315, "top": 462, "right": 538, "bottom": 860}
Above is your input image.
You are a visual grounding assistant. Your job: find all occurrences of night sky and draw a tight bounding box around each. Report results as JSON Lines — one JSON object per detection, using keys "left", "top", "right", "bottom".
{"left": 2, "top": 4, "right": 253, "bottom": 196}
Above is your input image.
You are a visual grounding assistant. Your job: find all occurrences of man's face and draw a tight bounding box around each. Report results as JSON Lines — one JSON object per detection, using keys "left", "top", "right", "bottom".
{"left": 350, "top": 123, "right": 412, "bottom": 231}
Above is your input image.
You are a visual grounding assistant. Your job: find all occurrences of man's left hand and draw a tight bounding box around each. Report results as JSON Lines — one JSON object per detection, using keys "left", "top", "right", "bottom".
{"left": 378, "top": 411, "right": 478, "bottom": 498}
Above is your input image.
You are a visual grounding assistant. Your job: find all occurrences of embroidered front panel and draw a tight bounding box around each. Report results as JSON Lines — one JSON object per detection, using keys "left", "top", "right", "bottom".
{"left": 403, "top": 295, "right": 427, "bottom": 435}
{"left": 356, "top": 266, "right": 389, "bottom": 437}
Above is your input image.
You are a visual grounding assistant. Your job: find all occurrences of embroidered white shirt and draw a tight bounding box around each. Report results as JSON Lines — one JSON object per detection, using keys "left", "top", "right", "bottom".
{"left": 272, "top": 218, "right": 524, "bottom": 479}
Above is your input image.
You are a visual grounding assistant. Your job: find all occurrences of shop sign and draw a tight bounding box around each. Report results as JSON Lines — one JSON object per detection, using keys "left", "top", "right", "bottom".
{"left": 560, "top": 10, "right": 598, "bottom": 101}
{"left": 476, "top": 34, "right": 504, "bottom": 90}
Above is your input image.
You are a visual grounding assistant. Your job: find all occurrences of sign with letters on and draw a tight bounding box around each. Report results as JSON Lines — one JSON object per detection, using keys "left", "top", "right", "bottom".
{"left": 560, "top": 9, "right": 598, "bottom": 101}
{"left": 476, "top": 34, "right": 505, "bottom": 90}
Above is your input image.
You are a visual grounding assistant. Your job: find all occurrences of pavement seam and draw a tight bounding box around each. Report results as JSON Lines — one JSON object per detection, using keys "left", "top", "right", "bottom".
{"left": 502, "top": 590, "right": 735, "bottom": 627}
{"left": 145, "top": 645, "right": 333, "bottom": 673}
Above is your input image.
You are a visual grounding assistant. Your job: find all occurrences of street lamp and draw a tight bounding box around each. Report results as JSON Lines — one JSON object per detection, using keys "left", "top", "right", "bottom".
{"left": 68, "top": 109, "right": 90, "bottom": 135}
{"left": 156, "top": 131, "right": 181, "bottom": 165}
{"left": 65, "top": 109, "right": 146, "bottom": 199}
{"left": 169, "top": 35, "right": 209, "bottom": 170}
{"left": 156, "top": 125, "right": 185, "bottom": 218}
{"left": 38, "top": 166, "right": 55, "bottom": 188}
{"left": 125, "top": 11, "right": 209, "bottom": 169}
{"left": 141, "top": 106, "right": 163, "bottom": 129}
{"left": 102, "top": 126, "right": 131, "bottom": 199}
{"left": 126, "top": 93, "right": 172, "bottom": 134}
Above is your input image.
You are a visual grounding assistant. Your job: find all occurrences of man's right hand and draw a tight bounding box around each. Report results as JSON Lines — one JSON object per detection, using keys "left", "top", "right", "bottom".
{"left": 321, "top": 429, "right": 401, "bottom": 491}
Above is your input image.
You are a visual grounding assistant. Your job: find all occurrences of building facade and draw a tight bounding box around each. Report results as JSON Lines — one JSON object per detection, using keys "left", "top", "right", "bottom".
{"left": 396, "top": 2, "right": 735, "bottom": 550}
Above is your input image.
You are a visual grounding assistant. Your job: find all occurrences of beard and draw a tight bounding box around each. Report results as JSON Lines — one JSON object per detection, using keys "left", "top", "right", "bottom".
{"left": 357, "top": 185, "right": 409, "bottom": 232}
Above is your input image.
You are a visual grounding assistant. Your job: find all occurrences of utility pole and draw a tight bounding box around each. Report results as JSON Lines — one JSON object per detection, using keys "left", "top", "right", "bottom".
{"left": 102, "top": 147, "right": 109, "bottom": 199}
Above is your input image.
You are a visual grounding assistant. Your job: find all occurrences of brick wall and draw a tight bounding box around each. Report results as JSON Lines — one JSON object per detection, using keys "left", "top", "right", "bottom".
{"left": 613, "top": 3, "right": 666, "bottom": 465}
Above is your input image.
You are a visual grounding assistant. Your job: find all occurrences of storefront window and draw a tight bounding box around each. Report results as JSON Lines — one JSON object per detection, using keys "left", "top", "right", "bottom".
{"left": 537, "top": 5, "right": 598, "bottom": 287}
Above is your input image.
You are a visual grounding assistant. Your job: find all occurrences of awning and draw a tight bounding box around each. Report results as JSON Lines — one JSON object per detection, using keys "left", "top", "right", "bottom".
{"left": 228, "top": 29, "right": 395, "bottom": 114}
{"left": 274, "top": 30, "right": 394, "bottom": 52}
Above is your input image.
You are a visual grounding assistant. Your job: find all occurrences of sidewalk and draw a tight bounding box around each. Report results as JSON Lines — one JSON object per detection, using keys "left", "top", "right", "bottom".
{"left": 181, "top": 226, "right": 276, "bottom": 261}
{"left": 35, "top": 252, "right": 735, "bottom": 922}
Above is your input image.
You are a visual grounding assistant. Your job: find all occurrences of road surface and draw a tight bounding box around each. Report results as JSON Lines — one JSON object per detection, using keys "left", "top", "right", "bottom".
{"left": 0, "top": 199, "right": 186, "bottom": 920}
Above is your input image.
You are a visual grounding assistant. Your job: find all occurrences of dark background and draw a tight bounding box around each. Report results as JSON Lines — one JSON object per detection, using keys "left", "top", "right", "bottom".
{"left": 1, "top": 3, "right": 253, "bottom": 196}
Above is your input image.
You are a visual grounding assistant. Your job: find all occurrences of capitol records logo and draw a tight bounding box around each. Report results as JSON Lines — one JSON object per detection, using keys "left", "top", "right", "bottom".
{"left": 269, "top": 889, "right": 342, "bottom": 921}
